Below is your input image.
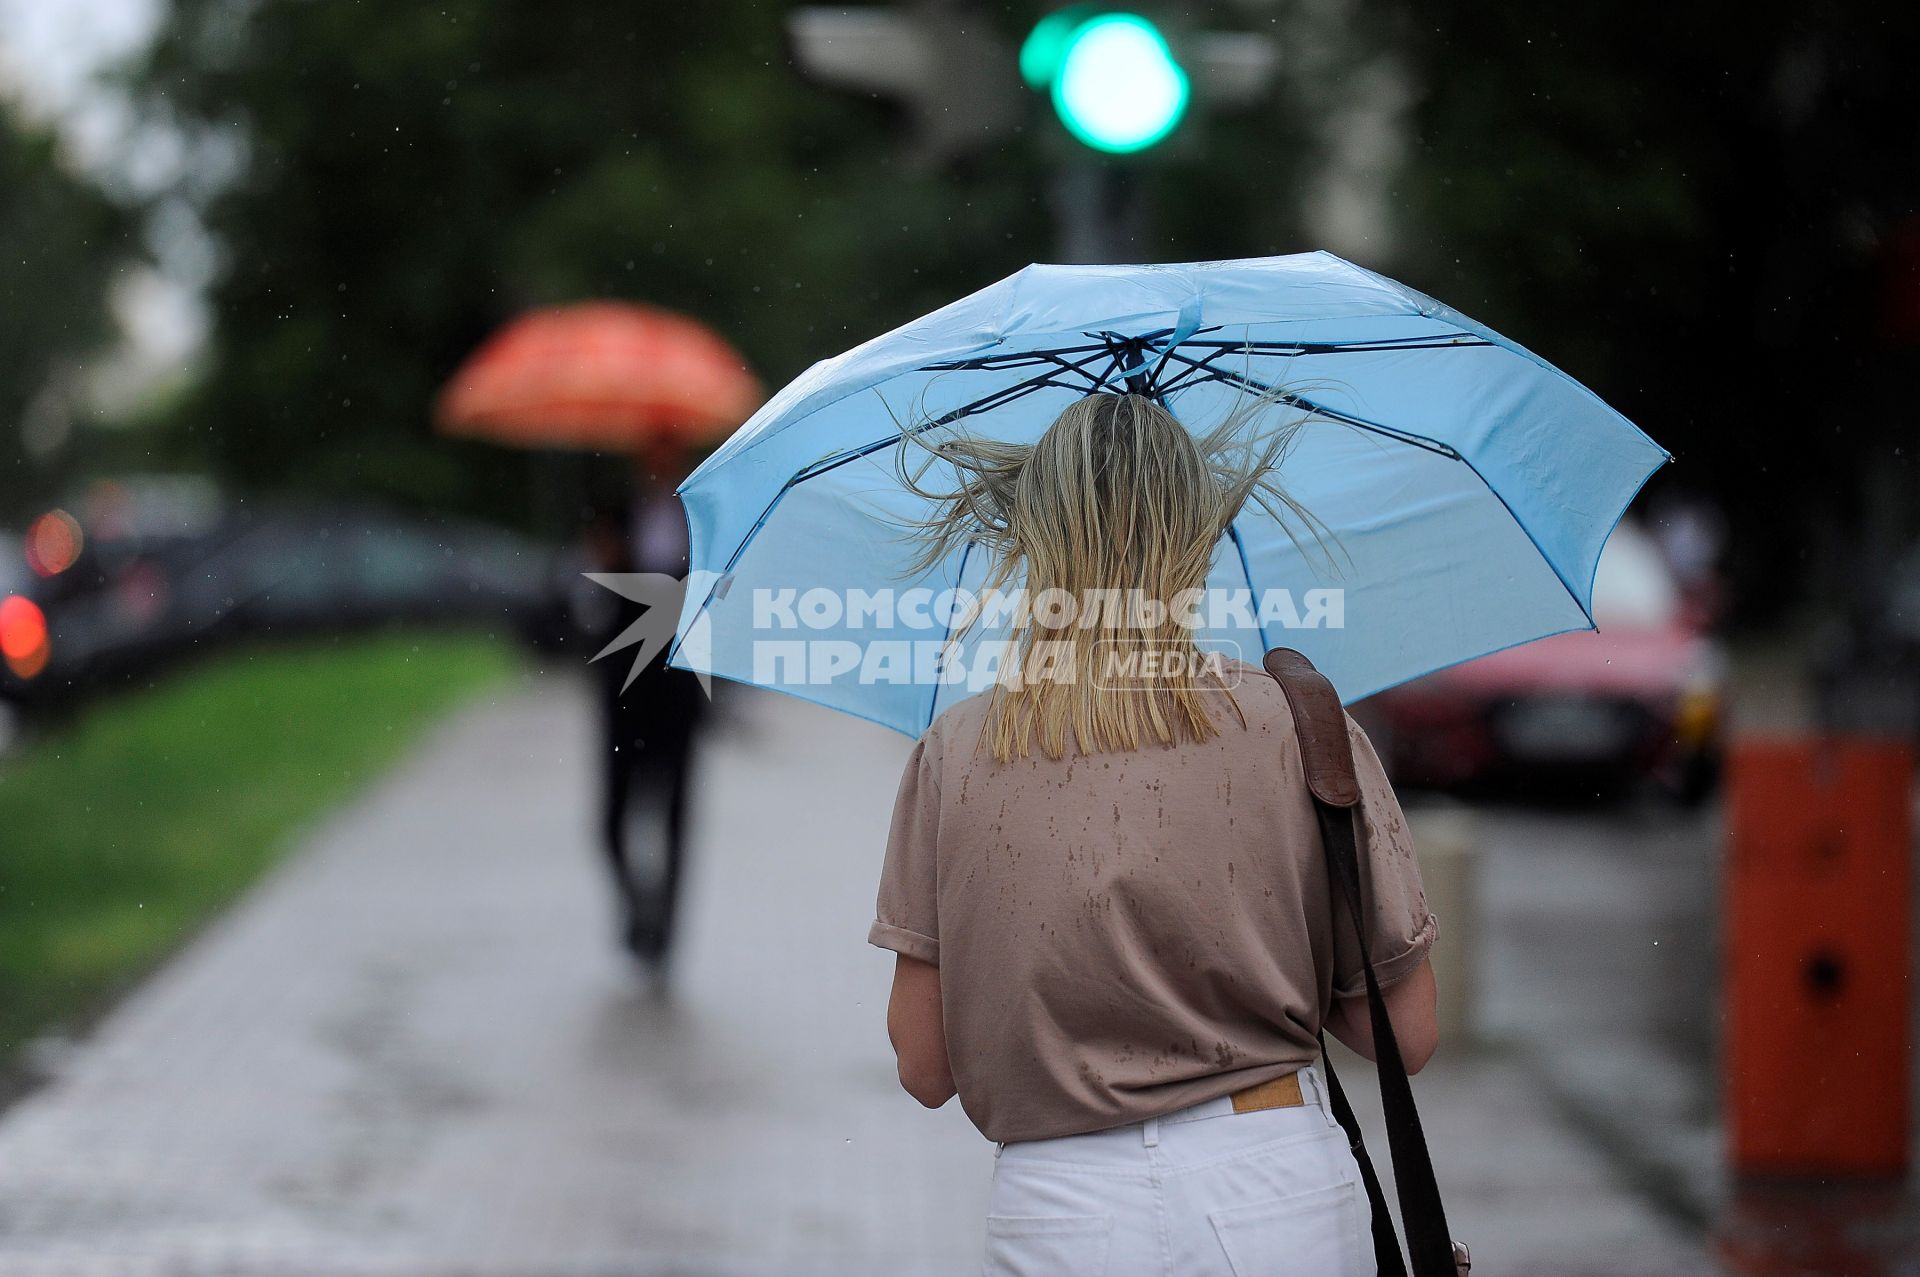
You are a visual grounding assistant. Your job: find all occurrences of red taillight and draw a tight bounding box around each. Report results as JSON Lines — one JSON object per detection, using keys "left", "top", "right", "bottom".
{"left": 1, "top": 594, "right": 49, "bottom": 677}
{"left": 24, "top": 509, "right": 82, "bottom": 576}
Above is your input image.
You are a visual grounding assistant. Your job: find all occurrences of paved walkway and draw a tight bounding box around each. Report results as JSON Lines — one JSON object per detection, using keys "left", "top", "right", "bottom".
{"left": 0, "top": 672, "right": 1714, "bottom": 1275}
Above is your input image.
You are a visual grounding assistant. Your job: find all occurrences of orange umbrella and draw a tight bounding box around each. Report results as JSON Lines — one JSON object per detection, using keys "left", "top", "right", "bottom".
{"left": 435, "top": 302, "right": 761, "bottom": 452}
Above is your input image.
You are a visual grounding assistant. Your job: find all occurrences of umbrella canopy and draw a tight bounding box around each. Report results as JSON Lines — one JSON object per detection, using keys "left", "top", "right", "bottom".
{"left": 668, "top": 252, "right": 1669, "bottom": 737}
{"left": 435, "top": 301, "right": 760, "bottom": 451}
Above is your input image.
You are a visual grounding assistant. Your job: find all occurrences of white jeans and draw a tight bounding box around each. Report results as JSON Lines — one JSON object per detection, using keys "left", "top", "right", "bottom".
{"left": 983, "top": 1068, "right": 1372, "bottom": 1277}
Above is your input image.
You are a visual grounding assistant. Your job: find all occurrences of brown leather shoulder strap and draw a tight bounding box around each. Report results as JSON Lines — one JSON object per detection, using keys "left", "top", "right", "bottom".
{"left": 1263, "top": 646, "right": 1461, "bottom": 1275}
{"left": 1260, "top": 647, "right": 1360, "bottom": 809}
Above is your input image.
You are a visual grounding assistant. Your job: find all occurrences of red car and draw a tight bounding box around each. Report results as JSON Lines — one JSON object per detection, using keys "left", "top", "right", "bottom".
{"left": 1357, "top": 522, "right": 1724, "bottom": 802}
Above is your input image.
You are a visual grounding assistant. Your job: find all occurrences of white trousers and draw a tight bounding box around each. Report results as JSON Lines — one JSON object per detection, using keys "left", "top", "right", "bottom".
{"left": 983, "top": 1068, "right": 1372, "bottom": 1277}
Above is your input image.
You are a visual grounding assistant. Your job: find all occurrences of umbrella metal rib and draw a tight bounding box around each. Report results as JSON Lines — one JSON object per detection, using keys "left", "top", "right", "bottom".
{"left": 913, "top": 329, "right": 1491, "bottom": 376}
{"left": 882, "top": 329, "right": 1493, "bottom": 473}
{"left": 1225, "top": 520, "right": 1270, "bottom": 655}
{"left": 1146, "top": 346, "right": 1590, "bottom": 620}
{"left": 1145, "top": 347, "right": 1463, "bottom": 459}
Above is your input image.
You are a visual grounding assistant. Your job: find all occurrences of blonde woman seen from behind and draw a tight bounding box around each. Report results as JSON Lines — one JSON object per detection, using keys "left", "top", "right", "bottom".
{"left": 869, "top": 392, "right": 1440, "bottom": 1277}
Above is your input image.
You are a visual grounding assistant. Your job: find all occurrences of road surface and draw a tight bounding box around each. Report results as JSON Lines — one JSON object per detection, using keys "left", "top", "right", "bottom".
{"left": 0, "top": 671, "right": 1717, "bottom": 1275}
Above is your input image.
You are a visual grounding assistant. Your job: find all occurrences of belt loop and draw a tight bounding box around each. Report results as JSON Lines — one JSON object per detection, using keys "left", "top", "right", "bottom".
{"left": 1143, "top": 1116, "right": 1161, "bottom": 1148}
{"left": 1306, "top": 1068, "right": 1336, "bottom": 1127}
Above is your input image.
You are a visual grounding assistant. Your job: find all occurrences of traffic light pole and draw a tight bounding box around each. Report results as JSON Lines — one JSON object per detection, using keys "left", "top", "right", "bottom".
{"left": 788, "top": 5, "right": 1274, "bottom": 269}
{"left": 1051, "top": 160, "right": 1144, "bottom": 264}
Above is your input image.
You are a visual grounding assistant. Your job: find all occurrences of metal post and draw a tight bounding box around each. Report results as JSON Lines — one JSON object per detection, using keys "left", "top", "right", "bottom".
{"left": 1050, "top": 160, "right": 1144, "bottom": 264}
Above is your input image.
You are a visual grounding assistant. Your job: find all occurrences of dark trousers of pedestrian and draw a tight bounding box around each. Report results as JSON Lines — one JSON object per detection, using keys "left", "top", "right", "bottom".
{"left": 598, "top": 657, "right": 705, "bottom": 965}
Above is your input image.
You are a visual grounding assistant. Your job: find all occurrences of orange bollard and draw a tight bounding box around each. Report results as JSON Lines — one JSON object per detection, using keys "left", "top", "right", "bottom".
{"left": 1725, "top": 735, "right": 1914, "bottom": 1179}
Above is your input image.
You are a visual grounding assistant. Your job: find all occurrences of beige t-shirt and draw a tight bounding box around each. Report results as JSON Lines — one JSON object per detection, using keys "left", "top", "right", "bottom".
{"left": 868, "top": 659, "right": 1437, "bottom": 1144}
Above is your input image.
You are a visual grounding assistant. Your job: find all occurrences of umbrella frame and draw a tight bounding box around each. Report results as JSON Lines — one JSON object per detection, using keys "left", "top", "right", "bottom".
{"left": 684, "top": 327, "right": 1508, "bottom": 600}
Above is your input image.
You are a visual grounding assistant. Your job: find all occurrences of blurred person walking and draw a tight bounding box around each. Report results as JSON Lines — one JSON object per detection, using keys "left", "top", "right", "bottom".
{"left": 434, "top": 300, "right": 759, "bottom": 971}
{"left": 587, "top": 461, "right": 707, "bottom": 969}
{"left": 869, "top": 393, "right": 1441, "bottom": 1276}
{"left": 1648, "top": 487, "right": 1729, "bottom": 628}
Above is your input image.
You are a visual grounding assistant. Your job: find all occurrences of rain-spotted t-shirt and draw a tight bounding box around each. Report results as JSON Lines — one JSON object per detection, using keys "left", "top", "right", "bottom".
{"left": 867, "top": 659, "right": 1438, "bottom": 1144}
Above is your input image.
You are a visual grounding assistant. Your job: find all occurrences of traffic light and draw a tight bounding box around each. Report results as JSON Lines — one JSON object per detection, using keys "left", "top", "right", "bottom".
{"left": 1022, "top": 10, "right": 1190, "bottom": 154}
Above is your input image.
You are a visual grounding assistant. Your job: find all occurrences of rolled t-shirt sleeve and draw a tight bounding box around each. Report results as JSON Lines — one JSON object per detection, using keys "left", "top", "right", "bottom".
{"left": 1331, "top": 714, "right": 1439, "bottom": 998}
{"left": 868, "top": 732, "right": 943, "bottom": 965}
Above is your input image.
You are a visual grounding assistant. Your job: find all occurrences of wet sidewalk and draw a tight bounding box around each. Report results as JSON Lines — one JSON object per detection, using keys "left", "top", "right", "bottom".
{"left": 0, "top": 671, "right": 1714, "bottom": 1275}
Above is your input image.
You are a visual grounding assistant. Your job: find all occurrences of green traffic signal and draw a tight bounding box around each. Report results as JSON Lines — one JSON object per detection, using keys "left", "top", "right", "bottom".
{"left": 1019, "top": 7, "right": 1086, "bottom": 88}
{"left": 1022, "top": 11, "right": 1189, "bottom": 154}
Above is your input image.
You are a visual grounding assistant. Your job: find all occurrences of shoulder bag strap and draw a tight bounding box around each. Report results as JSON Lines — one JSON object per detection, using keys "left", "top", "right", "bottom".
{"left": 1262, "top": 648, "right": 1458, "bottom": 1277}
{"left": 1317, "top": 1025, "right": 1409, "bottom": 1277}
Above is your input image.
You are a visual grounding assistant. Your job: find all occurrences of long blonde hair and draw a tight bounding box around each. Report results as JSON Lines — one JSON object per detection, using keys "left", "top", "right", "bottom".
{"left": 898, "top": 390, "right": 1328, "bottom": 762}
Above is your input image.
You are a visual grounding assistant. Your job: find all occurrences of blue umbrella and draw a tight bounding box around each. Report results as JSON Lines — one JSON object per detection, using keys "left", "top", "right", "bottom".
{"left": 667, "top": 251, "right": 1668, "bottom": 737}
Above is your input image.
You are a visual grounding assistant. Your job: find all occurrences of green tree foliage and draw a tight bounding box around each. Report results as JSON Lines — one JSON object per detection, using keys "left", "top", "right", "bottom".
{"left": 166, "top": 0, "right": 1908, "bottom": 611}
{"left": 1391, "top": 3, "right": 1920, "bottom": 611}
{"left": 130, "top": 2, "right": 1338, "bottom": 525}
{"left": 0, "top": 115, "right": 128, "bottom": 515}
{"left": 133, "top": 1, "right": 1060, "bottom": 520}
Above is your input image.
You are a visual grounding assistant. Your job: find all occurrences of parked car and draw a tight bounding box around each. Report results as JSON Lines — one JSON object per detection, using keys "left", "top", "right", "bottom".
{"left": 1, "top": 491, "right": 568, "bottom": 713}
{"left": 1357, "top": 521, "right": 1726, "bottom": 802}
